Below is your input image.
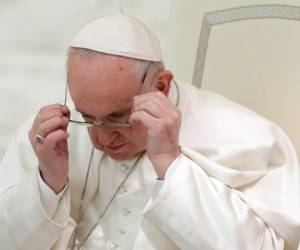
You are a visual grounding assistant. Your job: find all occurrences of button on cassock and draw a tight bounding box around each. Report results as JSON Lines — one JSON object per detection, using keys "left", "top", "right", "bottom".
{"left": 121, "top": 208, "right": 131, "bottom": 216}
{"left": 118, "top": 186, "right": 128, "bottom": 195}
{"left": 118, "top": 229, "right": 126, "bottom": 235}
{"left": 120, "top": 163, "right": 130, "bottom": 173}
{"left": 108, "top": 242, "right": 119, "bottom": 250}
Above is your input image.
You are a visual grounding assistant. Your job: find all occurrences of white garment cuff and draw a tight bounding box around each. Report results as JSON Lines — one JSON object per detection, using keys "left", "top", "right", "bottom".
{"left": 153, "top": 154, "right": 182, "bottom": 196}
{"left": 38, "top": 172, "right": 68, "bottom": 218}
{"left": 164, "top": 154, "right": 182, "bottom": 181}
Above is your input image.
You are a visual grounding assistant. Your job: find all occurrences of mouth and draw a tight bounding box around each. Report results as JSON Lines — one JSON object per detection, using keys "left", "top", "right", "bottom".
{"left": 107, "top": 143, "right": 126, "bottom": 151}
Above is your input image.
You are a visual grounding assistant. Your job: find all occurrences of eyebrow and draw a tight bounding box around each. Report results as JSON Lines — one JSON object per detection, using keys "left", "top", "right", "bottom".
{"left": 76, "top": 109, "right": 95, "bottom": 119}
{"left": 76, "top": 107, "right": 131, "bottom": 119}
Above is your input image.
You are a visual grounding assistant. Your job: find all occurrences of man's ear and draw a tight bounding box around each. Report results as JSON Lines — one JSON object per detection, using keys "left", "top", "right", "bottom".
{"left": 154, "top": 70, "right": 174, "bottom": 95}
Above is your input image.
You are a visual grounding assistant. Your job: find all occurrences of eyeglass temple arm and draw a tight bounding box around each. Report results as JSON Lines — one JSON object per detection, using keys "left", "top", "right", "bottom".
{"left": 64, "top": 82, "right": 68, "bottom": 106}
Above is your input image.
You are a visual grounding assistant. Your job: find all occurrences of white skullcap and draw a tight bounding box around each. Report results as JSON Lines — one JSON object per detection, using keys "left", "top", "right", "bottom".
{"left": 70, "top": 14, "right": 163, "bottom": 62}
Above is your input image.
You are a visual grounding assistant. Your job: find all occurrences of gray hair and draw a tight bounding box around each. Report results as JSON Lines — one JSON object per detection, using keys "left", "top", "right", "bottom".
{"left": 67, "top": 47, "right": 165, "bottom": 85}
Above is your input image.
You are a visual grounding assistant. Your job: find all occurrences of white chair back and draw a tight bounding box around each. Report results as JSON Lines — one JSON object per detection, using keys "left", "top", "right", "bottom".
{"left": 166, "top": 2, "right": 300, "bottom": 158}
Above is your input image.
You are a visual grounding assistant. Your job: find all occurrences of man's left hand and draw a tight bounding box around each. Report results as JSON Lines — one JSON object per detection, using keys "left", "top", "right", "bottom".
{"left": 130, "top": 91, "right": 181, "bottom": 179}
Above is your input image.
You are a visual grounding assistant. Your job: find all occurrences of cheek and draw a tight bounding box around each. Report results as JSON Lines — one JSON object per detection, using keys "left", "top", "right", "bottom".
{"left": 86, "top": 124, "right": 147, "bottom": 147}
{"left": 86, "top": 127, "right": 138, "bottom": 143}
{"left": 87, "top": 128, "right": 100, "bottom": 145}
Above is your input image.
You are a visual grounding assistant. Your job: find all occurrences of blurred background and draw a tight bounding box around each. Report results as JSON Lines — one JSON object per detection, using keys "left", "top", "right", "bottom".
{"left": 1, "top": 0, "right": 300, "bottom": 161}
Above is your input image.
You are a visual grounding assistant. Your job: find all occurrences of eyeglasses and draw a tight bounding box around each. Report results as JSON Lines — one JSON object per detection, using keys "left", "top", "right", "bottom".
{"left": 64, "top": 64, "right": 149, "bottom": 128}
{"left": 69, "top": 108, "right": 132, "bottom": 128}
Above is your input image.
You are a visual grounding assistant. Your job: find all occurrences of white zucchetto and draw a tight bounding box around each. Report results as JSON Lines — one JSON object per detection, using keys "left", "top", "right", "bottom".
{"left": 70, "top": 14, "right": 163, "bottom": 62}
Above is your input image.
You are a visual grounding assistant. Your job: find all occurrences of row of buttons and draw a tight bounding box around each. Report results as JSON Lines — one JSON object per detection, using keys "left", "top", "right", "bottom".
{"left": 105, "top": 162, "right": 136, "bottom": 249}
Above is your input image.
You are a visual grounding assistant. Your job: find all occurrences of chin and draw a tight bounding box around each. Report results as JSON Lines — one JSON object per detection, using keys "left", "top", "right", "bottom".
{"left": 108, "top": 153, "right": 133, "bottom": 161}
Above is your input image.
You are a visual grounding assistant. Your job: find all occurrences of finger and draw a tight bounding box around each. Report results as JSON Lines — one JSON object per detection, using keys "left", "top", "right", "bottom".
{"left": 36, "top": 106, "right": 70, "bottom": 124}
{"left": 133, "top": 92, "right": 174, "bottom": 112}
{"left": 129, "top": 110, "right": 159, "bottom": 130}
{"left": 133, "top": 99, "right": 164, "bottom": 119}
{"left": 38, "top": 116, "right": 69, "bottom": 138}
{"left": 133, "top": 94, "right": 178, "bottom": 119}
{"left": 130, "top": 110, "right": 177, "bottom": 138}
{"left": 39, "top": 103, "right": 69, "bottom": 113}
{"left": 42, "top": 129, "right": 69, "bottom": 152}
{"left": 134, "top": 91, "right": 171, "bottom": 105}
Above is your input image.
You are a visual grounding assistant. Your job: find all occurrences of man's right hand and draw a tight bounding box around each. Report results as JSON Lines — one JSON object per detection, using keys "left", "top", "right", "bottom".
{"left": 29, "top": 104, "right": 70, "bottom": 194}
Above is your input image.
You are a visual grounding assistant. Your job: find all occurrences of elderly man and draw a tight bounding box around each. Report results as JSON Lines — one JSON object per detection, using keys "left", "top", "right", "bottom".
{"left": 0, "top": 14, "right": 299, "bottom": 250}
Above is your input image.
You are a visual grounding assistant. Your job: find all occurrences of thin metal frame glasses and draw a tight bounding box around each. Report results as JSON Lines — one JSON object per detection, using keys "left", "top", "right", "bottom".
{"left": 64, "top": 65, "right": 149, "bottom": 128}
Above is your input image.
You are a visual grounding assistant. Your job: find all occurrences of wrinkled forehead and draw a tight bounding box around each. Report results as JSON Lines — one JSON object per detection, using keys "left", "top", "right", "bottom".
{"left": 67, "top": 47, "right": 138, "bottom": 73}
{"left": 67, "top": 50, "right": 141, "bottom": 116}
{"left": 67, "top": 47, "right": 137, "bottom": 74}
{"left": 67, "top": 49, "right": 138, "bottom": 84}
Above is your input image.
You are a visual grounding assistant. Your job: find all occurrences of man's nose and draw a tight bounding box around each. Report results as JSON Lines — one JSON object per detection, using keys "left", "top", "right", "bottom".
{"left": 95, "top": 127, "right": 118, "bottom": 145}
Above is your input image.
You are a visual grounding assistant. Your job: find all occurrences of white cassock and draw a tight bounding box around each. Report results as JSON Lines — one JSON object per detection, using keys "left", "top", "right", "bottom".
{"left": 0, "top": 81, "right": 299, "bottom": 250}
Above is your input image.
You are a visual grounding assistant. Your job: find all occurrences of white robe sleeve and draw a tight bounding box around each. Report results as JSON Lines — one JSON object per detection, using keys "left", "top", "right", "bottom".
{"left": 143, "top": 153, "right": 285, "bottom": 250}
{"left": 142, "top": 84, "right": 300, "bottom": 250}
{"left": 38, "top": 173, "right": 68, "bottom": 218}
{"left": 0, "top": 117, "right": 70, "bottom": 250}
